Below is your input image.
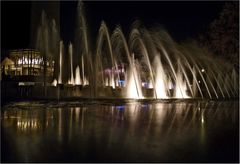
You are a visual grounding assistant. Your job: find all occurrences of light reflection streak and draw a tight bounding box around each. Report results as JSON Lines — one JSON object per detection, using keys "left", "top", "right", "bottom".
{"left": 128, "top": 102, "right": 139, "bottom": 123}
{"left": 16, "top": 120, "right": 40, "bottom": 130}
{"left": 75, "top": 107, "right": 80, "bottom": 122}
{"left": 212, "top": 102, "right": 222, "bottom": 118}
{"left": 154, "top": 103, "right": 167, "bottom": 135}
{"left": 58, "top": 108, "right": 62, "bottom": 142}
{"left": 166, "top": 108, "right": 178, "bottom": 135}
{"left": 177, "top": 104, "right": 191, "bottom": 132}
{"left": 185, "top": 106, "right": 198, "bottom": 130}
{"left": 146, "top": 105, "right": 154, "bottom": 132}
{"left": 81, "top": 107, "right": 86, "bottom": 132}
{"left": 69, "top": 108, "right": 73, "bottom": 141}
{"left": 201, "top": 115, "right": 204, "bottom": 124}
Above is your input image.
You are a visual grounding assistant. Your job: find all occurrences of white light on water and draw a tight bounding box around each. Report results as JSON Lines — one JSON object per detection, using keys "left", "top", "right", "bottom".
{"left": 201, "top": 69, "right": 205, "bottom": 72}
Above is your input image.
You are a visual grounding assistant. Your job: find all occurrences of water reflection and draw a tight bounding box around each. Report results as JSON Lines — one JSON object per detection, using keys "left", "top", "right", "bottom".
{"left": 17, "top": 119, "right": 40, "bottom": 131}
{"left": 1, "top": 100, "right": 239, "bottom": 162}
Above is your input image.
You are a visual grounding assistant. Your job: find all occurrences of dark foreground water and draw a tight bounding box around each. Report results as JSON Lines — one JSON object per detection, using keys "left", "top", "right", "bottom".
{"left": 1, "top": 100, "right": 239, "bottom": 162}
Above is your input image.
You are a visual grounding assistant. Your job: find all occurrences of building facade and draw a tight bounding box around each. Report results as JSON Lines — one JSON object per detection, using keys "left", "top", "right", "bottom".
{"left": 1, "top": 49, "right": 54, "bottom": 77}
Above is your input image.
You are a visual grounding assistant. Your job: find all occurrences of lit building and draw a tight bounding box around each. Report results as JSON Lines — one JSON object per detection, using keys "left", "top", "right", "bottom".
{"left": 1, "top": 49, "right": 54, "bottom": 77}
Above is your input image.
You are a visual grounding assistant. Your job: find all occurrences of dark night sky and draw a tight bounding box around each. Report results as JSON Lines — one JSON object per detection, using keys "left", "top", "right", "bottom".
{"left": 2, "top": 1, "right": 226, "bottom": 52}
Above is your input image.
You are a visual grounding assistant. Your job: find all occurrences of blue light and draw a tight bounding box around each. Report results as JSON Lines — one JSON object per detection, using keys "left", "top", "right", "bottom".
{"left": 116, "top": 105, "right": 125, "bottom": 111}
{"left": 142, "top": 82, "right": 149, "bottom": 88}
{"left": 118, "top": 80, "right": 125, "bottom": 87}
{"left": 141, "top": 104, "right": 149, "bottom": 110}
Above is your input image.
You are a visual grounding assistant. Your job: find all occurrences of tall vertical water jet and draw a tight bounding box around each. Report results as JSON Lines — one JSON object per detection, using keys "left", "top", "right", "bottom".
{"left": 110, "top": 72, "right": 115, "bottom": 89}
{"left": 75, "top": 0, "right": 93, "bottom": 95}
{"left": 126, "top": 56, "right": 143, "bottom": 99}
{"left": 49, "top": 19, "right": 60, "bottom": 80}
{"left": 174, "top": 59, "right": 189, "bottom": 98}
{"left": 58, "top": 41, "right": 63, "bottom": 84}
{"left": 153, "top": 55, "right": 168, "bottom": 99}
{"left": 81, "top": 55, "right": 89, "bottom": 86}
{"left": 175, "top": 71, "right": 189, "bottom": 98}
{"left": 35, "top": 10, "right": 49, "bottom": 95}
{"left": 75, "top": 66, "right": 81, "bottom": 85}
{"left": 68, "top": 43, "right": 74, "bottom": 85}
{"left": 126, "top": 67, "right": 143, "bottom": 99}
{"left": 161, "top": 46, "right": 184, "bottom": 98}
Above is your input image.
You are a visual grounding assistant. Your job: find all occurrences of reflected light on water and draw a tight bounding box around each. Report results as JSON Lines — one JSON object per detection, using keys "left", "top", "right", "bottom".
{"left": 2, "top": 101, "right": 237, "bottom": 136}
{"left": 17, "top": 120, "right": 40, "bottom": 131}
{"left": 1, "top": 100, "right": 238, "bottom": 162}
{"left": 201, "top": 115, "right": 204, "bottom": 124}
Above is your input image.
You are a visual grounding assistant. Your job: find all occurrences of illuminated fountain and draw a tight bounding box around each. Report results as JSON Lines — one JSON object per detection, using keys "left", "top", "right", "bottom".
{"left": 58, "top": 41, "right": 63, "bottom": 84}
{"left": 46, "top": 1, "right": 238, "bottom": 100}
{"left": 153, "top": 55, "right": 168, "bottom": 99}
{"left": 68, "top": 43, "right": 75, "bottom": 85}
{"left": 125, "top": 58, "right": 143, "bottom": 99}
{"left": 75, "top": 66, "right": 81, "bottom": 85}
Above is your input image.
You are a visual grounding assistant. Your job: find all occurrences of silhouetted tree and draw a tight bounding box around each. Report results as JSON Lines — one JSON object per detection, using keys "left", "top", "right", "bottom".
{"left": 199, "top": 2, "right": 239, "bottom": 68}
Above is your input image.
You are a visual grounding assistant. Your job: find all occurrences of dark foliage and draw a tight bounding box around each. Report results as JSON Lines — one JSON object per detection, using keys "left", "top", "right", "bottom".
{"left": 199, "top": 2, "right": 239, "bottom": 69}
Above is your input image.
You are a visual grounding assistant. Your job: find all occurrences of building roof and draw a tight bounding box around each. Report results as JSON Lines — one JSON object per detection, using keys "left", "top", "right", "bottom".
{"left": 1, "top": 57, "right": 15, "bottom": 66}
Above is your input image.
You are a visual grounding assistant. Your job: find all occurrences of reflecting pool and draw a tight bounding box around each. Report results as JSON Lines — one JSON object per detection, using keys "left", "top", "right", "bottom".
{"left": 1, "top": 100, "right": 239, "bottom": 162}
